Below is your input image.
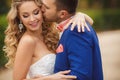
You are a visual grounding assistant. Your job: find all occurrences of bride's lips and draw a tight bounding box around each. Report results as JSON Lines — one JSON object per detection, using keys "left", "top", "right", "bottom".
{"left": 30, "top": 21, "right": 39, "bottom": 27}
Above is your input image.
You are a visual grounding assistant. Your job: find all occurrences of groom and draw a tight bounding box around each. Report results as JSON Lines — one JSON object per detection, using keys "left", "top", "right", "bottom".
{"left": 31, "top": 0, "right": 103, "bottom": 80}
{"left": 41, "top": 0, "right": 103, "bottom": 80}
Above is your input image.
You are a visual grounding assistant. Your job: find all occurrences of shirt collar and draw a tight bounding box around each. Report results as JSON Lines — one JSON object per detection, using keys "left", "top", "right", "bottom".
{"left": 56, "top": 17, "right": 72, "bottom": 32}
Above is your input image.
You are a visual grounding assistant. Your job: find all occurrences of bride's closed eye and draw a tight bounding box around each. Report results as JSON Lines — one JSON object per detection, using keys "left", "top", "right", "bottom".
{"left": 34, "top": 10, "right": 40, "bottom": 15}
{"left": 23, "top": 14, "right": 29, "bottom": 18}
{"left": 22, "top": 9, "right": 40, "bottom": 18}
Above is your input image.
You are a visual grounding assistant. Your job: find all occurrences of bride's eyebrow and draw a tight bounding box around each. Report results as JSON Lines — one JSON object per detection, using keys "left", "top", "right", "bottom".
{"left": 21, "top": 8, "right": 39, "bottom": 14}
{"left": 33, "top": 8, "right": 40, "bottom": 12}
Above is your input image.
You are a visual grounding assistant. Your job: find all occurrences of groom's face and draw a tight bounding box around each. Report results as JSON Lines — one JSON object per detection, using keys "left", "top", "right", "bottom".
{"left": 41, "top": 0, "right": 59, "bottom": 22}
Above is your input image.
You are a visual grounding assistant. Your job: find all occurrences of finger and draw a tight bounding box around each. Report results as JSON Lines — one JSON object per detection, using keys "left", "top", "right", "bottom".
{"left": 58, "top": 70, "right": 71, "bottom": 74}
{"left": 71, "top": 22, "right": 77, "bottom": 31}
{"left": 85, "top": 23, "right": 90, "bottom": 31}
{"left": 64, "top": 20, "right": 72, "bottom": 29}
{"left": 77, "top": 18, "right": 84, "bottom": 32}
{"left": 81, "top": 23, "right": 85, "bottom": 32}
{"left": 77, "top": 22, "right": 81, "bottom": 32}
{"left": 62, "top": 75, "right": 77, "bottom": 79}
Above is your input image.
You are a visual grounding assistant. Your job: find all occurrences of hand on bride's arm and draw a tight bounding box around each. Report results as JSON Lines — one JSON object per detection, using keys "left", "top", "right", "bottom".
{"left": 64, "top": 12, "right": 93, "bottom": 32}
{"left": 25, "top": 70, "right": 76, "bottom": 80}
{"left": 45, "top": 70, "right": 76, "bottom": 80}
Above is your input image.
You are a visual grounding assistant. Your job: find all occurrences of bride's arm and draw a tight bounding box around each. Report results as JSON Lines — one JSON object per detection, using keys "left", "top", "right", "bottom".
{"left": 13, "top": 37, "right": 35, "bottom": 80}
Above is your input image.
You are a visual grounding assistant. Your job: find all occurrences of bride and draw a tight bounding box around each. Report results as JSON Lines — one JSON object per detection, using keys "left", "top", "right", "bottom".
{"left": 3, "top": 0, "right": 93, "bottom": 80}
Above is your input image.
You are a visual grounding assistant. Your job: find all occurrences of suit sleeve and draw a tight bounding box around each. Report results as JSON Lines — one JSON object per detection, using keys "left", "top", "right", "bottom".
{"left": 66, "top": 29, "right": 93, "bottom": 80}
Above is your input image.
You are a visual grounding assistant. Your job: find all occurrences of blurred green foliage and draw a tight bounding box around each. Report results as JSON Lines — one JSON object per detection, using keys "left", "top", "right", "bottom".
{"left": 0, "top": 15, "right": 8, "bottom": 68}
{"left": 0, "top": 0, "right": 10, "bottom": 14}
{"left": 78, "top": 9, "right": 120, "bottom": 31}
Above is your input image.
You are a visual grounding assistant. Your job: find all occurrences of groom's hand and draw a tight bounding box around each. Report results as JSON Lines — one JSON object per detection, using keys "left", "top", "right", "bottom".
{"left": 23, "top": 75, "right": 44, "bottom": 80}
{"left": 23, "top": 70, "right": 76, "bottom": 80}
{"left": 47, "top": 70, "right": 77, "bottom": 80}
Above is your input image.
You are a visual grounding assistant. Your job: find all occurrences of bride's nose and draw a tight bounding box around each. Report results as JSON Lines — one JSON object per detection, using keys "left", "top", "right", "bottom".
{"left": 30, "top": 15, "right": 36, "bottom": 22}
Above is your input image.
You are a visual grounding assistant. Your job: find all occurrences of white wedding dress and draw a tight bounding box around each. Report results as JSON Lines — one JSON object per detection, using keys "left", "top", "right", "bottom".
{"left": 27, "top": 54, "right": 56, "bottom": 79}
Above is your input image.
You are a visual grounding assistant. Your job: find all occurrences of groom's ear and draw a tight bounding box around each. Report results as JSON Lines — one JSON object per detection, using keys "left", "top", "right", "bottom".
{"left": 58, "top": 10, "right": 68, "bottom": 19}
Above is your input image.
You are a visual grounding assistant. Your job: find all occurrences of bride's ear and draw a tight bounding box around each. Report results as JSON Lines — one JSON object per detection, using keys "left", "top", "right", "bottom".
{"left": 58, "top": 10, "right": 68, "bottom": 19}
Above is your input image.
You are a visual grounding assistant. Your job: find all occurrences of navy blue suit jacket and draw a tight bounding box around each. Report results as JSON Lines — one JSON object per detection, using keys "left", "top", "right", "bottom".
{"left": 54, "top": 23, "right": 103, "bottom": 80}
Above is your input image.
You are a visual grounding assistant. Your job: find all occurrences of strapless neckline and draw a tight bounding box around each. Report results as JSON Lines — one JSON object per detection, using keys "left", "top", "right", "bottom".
{"left": 27, "top": 53, "right": 56, "bottom": 78}
{"left": 31, "top": 54, "right": 55, "bottom": 67}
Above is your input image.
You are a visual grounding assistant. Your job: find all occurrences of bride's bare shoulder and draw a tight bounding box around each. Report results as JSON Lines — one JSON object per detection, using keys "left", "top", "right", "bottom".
{"left": 18, "top": 34, "right": 36, "bottom": 47}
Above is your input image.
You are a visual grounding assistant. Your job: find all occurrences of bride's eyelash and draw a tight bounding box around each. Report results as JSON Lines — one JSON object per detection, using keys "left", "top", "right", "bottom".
{"left": 34, "top": 10, "right": 39, "bottom": 15}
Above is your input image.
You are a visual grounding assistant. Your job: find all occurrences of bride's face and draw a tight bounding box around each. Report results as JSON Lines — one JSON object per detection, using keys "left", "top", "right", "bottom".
{"left": 18, "top": 1, "right": 43, "bottom": 32}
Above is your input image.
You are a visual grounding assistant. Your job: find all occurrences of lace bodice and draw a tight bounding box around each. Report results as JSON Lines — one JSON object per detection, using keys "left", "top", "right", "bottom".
{"left": 27, "top": 54, "right": 56, "bottom": 78}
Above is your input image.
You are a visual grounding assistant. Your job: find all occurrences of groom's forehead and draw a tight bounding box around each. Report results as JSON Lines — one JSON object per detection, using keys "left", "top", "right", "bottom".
{"left": 41, "top": 0, "right": 56, "bottom": 7}
{"left": 41, "top": 0, "right": 56, "bottom": 4}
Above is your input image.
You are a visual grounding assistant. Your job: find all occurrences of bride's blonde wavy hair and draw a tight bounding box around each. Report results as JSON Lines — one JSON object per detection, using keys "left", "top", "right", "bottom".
{"left": 3, "top": 0, "right": 59, "bottom": 68}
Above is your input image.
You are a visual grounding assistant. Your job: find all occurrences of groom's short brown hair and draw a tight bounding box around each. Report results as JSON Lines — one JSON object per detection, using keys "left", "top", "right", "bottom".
{"left": 55, "top": 0, "right": 78, "bottom": 14}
